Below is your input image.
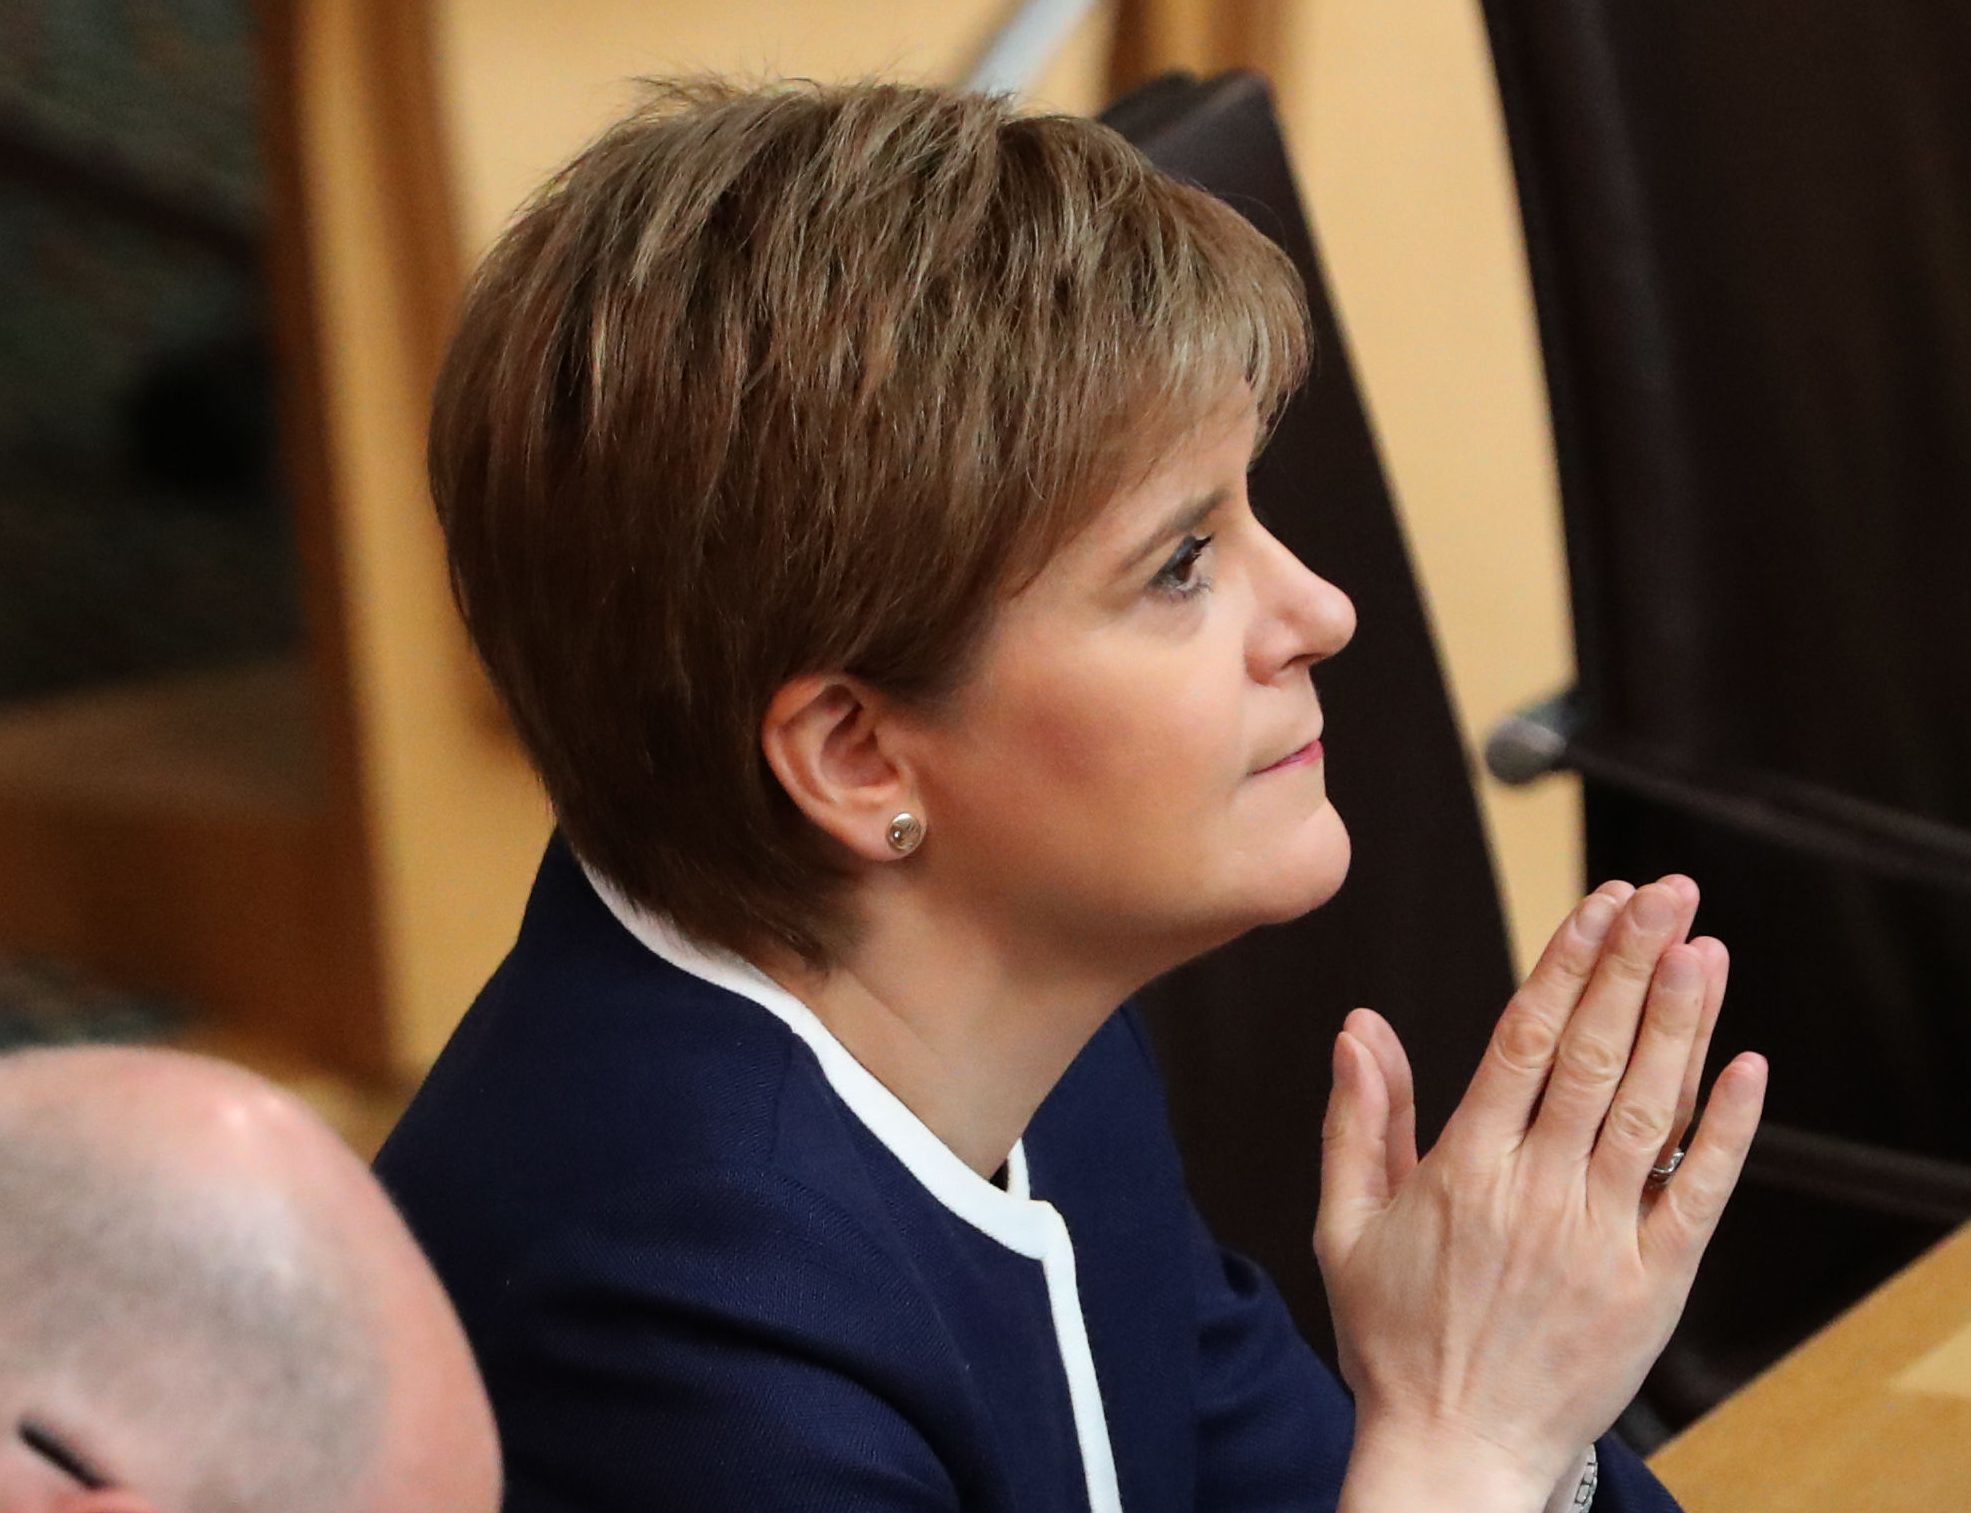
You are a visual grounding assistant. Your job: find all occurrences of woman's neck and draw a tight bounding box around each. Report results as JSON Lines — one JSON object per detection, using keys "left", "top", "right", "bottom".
{"left": 757, "top": 901, "right": 1143, "bottom": 1180}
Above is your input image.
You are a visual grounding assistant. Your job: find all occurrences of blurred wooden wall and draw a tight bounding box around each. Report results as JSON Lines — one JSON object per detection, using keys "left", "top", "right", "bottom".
{"left": 1111, "top": 0, "right": 1284, "bottom": 92}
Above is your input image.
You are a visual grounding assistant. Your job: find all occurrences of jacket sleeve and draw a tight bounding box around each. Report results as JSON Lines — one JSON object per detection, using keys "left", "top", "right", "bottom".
{"left": 1586, "top": 1432, "right": 1685, "bottom": 1512}
{"left": 1188, "top": 1203, "right": 1354, "bottom": 1511}
{"left": 482, "top": 1170, "right": 966, "bottom": 1513}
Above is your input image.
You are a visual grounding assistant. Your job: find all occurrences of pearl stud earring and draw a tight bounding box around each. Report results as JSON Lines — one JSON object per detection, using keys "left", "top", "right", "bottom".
{"left": 886, "top": 812, "right": 925, "bottom": 856}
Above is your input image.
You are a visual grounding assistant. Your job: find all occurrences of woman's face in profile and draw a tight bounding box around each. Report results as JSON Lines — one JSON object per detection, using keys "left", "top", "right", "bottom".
{"left": 905, "top": 395, "right": 1357, "bottom": 968}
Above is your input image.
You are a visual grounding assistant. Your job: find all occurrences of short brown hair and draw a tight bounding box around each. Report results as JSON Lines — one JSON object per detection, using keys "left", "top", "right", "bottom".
{"left": 431, "top": 77, "right": 1310, "bottom": 966}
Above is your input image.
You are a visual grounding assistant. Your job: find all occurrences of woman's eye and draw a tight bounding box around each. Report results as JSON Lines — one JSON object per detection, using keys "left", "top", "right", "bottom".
{"left": 1150, "top": 533, "right": 1215, "bottom": 601}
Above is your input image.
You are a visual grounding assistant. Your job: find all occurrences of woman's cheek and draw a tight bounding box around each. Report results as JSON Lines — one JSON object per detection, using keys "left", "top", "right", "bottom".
{"left": 998, "top": 664, "right": 1145, "bottom": 786}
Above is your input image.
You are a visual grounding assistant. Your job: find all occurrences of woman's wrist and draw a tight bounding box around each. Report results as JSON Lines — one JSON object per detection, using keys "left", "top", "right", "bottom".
{"left": 1339, "top": 1415, "right": 1554, "bottom": 1513}
{"left": 1541, "top": 1444, "right": 1598, "bottom": 1513}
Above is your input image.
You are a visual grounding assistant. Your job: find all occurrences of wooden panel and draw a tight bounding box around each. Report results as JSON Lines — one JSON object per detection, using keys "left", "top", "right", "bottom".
{"left": 1651, "top": 1221, "right": 1971, "bottom": 1510}
{"left": 0, "top": 662, "right": 375, "bottom": 1070}
{"left": 432, "top": 0, "right": 1117, "bottom": 258}
{"left": 270, "top": 0, "right": 552, "bottom": 1074}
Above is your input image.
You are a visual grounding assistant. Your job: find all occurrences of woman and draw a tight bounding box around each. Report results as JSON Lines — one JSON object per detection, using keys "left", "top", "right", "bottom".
{"left": 377, "top": 77, "right": 1765, "bottom": 1512}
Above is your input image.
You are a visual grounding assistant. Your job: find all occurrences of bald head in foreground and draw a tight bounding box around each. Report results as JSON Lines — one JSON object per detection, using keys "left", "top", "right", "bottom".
{"left": 0, "top": 1047, "right": 500, "bottom": 1513}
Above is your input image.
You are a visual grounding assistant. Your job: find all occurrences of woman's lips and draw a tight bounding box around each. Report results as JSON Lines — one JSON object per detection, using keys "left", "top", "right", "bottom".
{"left": 1257, "top": 739, "right": 1323, "bottom": 774}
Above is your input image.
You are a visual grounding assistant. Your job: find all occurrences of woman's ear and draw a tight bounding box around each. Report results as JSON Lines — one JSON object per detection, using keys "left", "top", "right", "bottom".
{"left": 760, "top": 675, "right": 916, "bottom": 862}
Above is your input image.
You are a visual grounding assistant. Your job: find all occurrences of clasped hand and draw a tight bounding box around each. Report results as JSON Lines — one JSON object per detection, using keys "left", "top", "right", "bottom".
{"left": 1317, "top": 877, "right": 1768, "bottom": 1509}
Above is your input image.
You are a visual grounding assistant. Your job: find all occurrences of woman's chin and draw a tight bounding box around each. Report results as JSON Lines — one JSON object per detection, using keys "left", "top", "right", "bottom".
{"left": 1249, "top": 802, "right": 1352, "bottom": 925}
{"left": 1176, "top": 803, "right": 1351, "bottom": 948}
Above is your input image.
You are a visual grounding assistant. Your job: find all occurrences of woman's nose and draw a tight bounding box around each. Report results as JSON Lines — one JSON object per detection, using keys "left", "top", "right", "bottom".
{"left": 1252, "top": 539, "right": 1356, "bottom": 678}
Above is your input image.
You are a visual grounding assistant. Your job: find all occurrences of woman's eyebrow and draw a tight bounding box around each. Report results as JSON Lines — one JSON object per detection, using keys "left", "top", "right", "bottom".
{"left": 1116, "top": 485, "right": 1230, "bottom": 577}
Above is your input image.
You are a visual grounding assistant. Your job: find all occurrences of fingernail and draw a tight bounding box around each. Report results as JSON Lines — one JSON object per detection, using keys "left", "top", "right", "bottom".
{"left": 1660, "top": 951, "right": 1701, "bottom": 992}
{"left": 1333, "top": 1031, "right": 1358, "bottom": 1078}
{"left": 1575, "top": 895, "right": 1618, "bottom": 944}
{"left": 1632, "top": 887, "right": 1674, "bottom": 932}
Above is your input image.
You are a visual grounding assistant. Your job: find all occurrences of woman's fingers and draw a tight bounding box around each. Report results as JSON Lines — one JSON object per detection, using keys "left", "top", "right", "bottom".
{"left": 1641, "top": 1052, "right": 1769, "bottom": 1270}
{"left": 1587, "top": 943, "right": 1708, "bottom": 1207}
{"left": 1523, "top": 879, "right": 1697, "bottom": 1170}
{"left": 1342, "top": 1007, "right": 1418, "bottom": 1189}
{"left": 1316, "top": 1030, "right": 1394, "bottom": 1263}
{"left": 1444, "top": 881, "right": 1635, "bottom": 1152}
{"left": 1658, "top": 937, "right": 1728, "bottom": 1168}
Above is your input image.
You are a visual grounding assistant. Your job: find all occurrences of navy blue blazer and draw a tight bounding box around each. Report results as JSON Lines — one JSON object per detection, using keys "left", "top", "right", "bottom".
{"left": 376, "top": 835, "right": 1681, "bottom": 1511}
